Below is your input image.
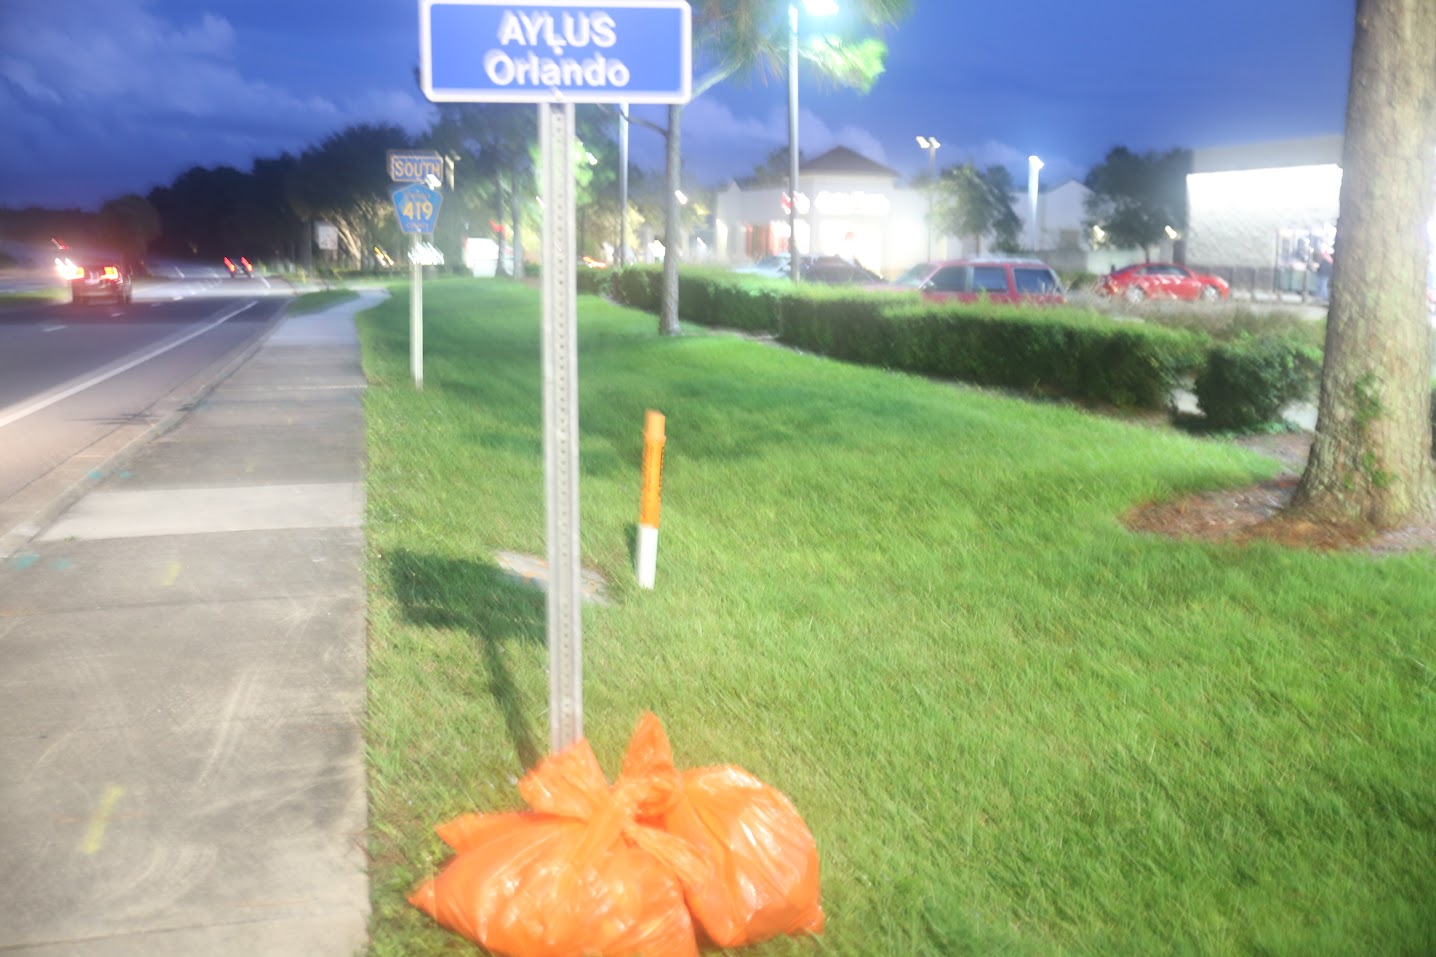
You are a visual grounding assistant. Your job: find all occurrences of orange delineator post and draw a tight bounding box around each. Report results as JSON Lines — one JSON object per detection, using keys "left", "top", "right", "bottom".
{"left": 636, "top": 410, "right": 665, "bottom": 588}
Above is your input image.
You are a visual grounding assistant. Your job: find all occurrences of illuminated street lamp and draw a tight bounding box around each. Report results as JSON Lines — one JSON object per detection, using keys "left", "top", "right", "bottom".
{"left": 916, "top": 135, "right": 941, "bottom": 260}
{"left": 788, "top": 0, "right": 840, "bottom": 282}
{"left": 1027, "top": 154, "right": 1044, "bottom": 252}
{"left": 916, "top": 135, "right": 941, "bottom": 176}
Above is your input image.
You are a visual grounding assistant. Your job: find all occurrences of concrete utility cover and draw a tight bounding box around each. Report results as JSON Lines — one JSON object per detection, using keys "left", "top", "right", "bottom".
{"left": 495, "top": 550, "right": 609, "bottom": 604}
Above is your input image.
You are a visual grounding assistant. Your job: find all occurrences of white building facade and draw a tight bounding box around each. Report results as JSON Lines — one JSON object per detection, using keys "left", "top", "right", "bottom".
{"left": 1185, "top": 136, "right": 1345, "bottom": 292}
{"left": 713, "top": 146, "right": 1147, "bottom": 278}
{"left": 713, "top": 147, "right": 929, "bottom": 279}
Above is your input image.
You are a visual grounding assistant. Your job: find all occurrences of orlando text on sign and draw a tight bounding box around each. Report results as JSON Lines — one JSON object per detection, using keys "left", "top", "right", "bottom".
{"left": 485, "top": 11, "right": 629, "bottom": 89}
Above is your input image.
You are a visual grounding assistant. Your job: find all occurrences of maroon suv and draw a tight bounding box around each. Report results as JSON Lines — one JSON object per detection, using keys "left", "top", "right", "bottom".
{"left": 898, "top": 258, "right": 1066, "bottom": 305}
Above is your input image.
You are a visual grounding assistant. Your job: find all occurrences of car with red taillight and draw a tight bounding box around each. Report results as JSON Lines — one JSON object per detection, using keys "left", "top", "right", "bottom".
{"left": 224, "top": 256, "right": 255, "bottom": 277}
{"left": 57, "top": 256, "right": 133, "bottom": 304}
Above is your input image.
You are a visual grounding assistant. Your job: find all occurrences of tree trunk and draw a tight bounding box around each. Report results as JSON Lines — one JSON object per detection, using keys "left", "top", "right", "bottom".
{"left": 496, "top": 168, "right": 509, "bottom": 276}
{"left": 510, "top": 160, "right": 524, "bottom": 281}
{"left": 1290, "top": 0, "right": 1436, "bottom": 527}
{"left": 659, "top": 103, "right": 682, "bottom": 336}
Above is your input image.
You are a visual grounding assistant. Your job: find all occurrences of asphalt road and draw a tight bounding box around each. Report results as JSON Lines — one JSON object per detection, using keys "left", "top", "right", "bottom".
{"left": 0, "top": 277, "right": 292, "bottom": 532}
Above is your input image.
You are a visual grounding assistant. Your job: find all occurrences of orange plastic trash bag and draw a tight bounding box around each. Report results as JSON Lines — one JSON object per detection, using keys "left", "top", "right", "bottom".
{"left": 622, "top": 713, "right": 825, "bottom": 948}
{"left": 408, "top": 736, "right": 705, "bottom": 957}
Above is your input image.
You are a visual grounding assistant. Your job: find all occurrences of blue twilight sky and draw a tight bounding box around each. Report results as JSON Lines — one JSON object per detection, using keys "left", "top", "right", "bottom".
{"left": 0, "top": 0, "right": 1355, "bottom": 211}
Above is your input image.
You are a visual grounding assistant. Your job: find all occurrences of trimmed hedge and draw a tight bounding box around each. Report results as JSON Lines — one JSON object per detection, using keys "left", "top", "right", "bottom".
{"left": 697, "top": 273, "right": 792, "bottom": 334}
{"left": 604, "top": 266, "right": 1347, "bottom": 422}
{"left": 576, "top": 266, "right": 612, "bottom": 297}
{"left": 610, "top": 265, "right": 895, "bottom": 336}
{"left": 778, "top": 286, "right": 917, "bottom": 360}
{"left": 611, "top": 265, "right": 662, "bottom": 313}
{"left": 1194, "top": 337, "right": 1322, "bottom": 431}
{"left": 871, "top": 304, "right": 1207, "bottom": 408}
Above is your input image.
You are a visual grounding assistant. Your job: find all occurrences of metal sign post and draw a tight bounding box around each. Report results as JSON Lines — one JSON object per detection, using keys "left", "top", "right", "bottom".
{"left": 539, "top": 101, "right": 583, "bottom": 749}
{"left": 419, "top": 0, "right": 691, "bottom": 754}
{"left": 392, "top": 181, "right": 443, "bottom": 390}
{"left": 411, "top": 235, "right": 424, "bottom": 390}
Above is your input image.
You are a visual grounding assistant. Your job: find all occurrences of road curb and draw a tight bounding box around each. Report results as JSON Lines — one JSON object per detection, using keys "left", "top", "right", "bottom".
{"left": 0, "top": 304, "right": 291, "bottom": 561}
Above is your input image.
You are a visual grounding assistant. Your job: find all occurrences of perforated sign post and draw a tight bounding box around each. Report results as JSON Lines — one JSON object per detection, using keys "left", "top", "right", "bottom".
{"left": 419, "top": 0, "right": 691, "bottom": 753}
{"left": 392, "top": 181, "right": 444, "bottom": 390}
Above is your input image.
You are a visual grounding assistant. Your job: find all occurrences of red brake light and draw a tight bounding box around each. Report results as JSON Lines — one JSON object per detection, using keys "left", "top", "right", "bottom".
{"left": 240, "top": 257, "right": 252, "bottom": 272}
{"left": 102, "top": 266, "right": 119, "bottom": 280}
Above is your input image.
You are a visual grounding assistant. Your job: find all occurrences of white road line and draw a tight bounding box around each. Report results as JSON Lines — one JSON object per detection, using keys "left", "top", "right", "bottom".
{"left": 42, "top": 325, "right": 66, "bottom": 333}
{"left": 0, "top": 300, "right": 257, "bottom": 429}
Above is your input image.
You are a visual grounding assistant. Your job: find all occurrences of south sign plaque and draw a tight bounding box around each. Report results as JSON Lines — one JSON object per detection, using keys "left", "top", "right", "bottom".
{"left": 387, "top": 150, "right": 445, "bottom": 184}
{"left": 420, "top": 0, "right": 692, "bottom": 104}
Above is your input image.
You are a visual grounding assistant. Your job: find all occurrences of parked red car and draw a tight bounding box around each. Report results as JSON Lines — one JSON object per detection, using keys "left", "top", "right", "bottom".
{"left": 1098, "top": 263, "right": 1229, "bottom": 302}
{"left": 901, "top": 258, "right": 1066, "bottom": 306}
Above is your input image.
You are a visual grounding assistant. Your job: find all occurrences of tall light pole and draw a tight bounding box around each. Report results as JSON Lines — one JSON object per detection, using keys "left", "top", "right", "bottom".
{"left": 618, "top": 101, "right": 629, "bottom": 267}
{"left": 1027, "top": 154, "right": 1044, "bottom": 253}
{"left": 788, "top": 0, "right": 839, "bottom": 282}
{"left": 916, "top": 135, "right": 941, "bottom": 261}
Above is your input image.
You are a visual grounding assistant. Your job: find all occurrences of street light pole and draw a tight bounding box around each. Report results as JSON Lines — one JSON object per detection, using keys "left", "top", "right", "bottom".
{"left": 1027, "top": 154, "right": 1044, "bottom": 253}
{"left": 618, "top": 101, "right": 629, "bottom": 267}
{"left": 916, "top": 135, "right": 941, "bottom": 261}
{"left": 786, "top": 0, "right": 838, "bottom": 284}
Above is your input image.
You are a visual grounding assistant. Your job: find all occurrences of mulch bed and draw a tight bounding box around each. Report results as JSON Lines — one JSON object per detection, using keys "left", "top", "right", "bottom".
{"left": 1123, "top": 432, "right": 1436, "bottom": 556}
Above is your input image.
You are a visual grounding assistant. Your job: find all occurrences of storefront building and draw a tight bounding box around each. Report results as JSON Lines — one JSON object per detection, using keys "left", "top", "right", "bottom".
{"left": 1185, "top": 136, "right": 1346, "bottom": 293}
{"left": 713, "top": 146, "right": 929, "bottom": 279}
{"left": 1188, "top": 135, "right": 1436, "bottom": 299}
{"left": 714, "top": 146, "right": 1145, "bottom": 279}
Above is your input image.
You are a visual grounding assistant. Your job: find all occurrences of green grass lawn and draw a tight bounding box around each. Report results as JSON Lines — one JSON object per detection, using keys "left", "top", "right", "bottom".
{"left": 0, "top": 288, "right": 65, "bottom": 308}
{"left": 286, "top": 288, "right": 360, "bottom": 315}
{"left": 358, "top": 278, "right": 1436, "bottom": 956}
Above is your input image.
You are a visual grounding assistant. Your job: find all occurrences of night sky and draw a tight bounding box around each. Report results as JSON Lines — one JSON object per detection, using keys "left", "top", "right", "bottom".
{"left": 0, "top": 0, "right": 1356, "bottom": 211}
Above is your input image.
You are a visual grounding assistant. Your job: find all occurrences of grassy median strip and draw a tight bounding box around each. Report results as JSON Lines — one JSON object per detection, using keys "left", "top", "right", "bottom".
{"left": 0, "top": 289, "right": 65, "bottom": 308}
{"left": 285, "top": 288, "right": 360, "bottom": 315}
{"left": 358, "top": 277, "right": 1436, "bottom": 956}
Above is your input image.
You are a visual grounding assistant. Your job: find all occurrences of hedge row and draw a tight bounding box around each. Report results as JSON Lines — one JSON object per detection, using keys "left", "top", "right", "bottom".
{"left": 869, "top": 304, "right": 1207, "bottom": 409}
{"left": 1194, "top": 337, "right": 1323, "bottom": 431}
{"left": 603, "top": 265, "right": 790, "bottom": 333}
{"left": 604, "top": 265, "right": 1322, "bottom": 424}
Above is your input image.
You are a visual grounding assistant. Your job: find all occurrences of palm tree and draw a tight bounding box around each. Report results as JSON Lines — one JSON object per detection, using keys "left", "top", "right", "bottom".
{"left": 428, "top": 104, "right": 535, "bottom": 278}
{"left": 650, "top": 0, "right": 911, "bottom": 334}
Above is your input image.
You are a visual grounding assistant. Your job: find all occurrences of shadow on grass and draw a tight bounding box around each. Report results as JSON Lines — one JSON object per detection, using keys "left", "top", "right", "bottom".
{"left": 386, "top": 549, "right": 545, "bottom": 770}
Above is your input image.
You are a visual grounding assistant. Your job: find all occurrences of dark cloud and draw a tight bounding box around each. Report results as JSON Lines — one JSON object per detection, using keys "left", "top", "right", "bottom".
{"left": 0, "top": 0, "right": 1353, "bottom": 210}
{"left": 0, "top": 0, "right": 431, "bottom": 208}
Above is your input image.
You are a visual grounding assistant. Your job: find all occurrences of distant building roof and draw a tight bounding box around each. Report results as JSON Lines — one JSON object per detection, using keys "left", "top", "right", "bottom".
{"left": 1192, "top": 135, "right": 1343, "bottom": 174}
{"left": 800, "top": 146, "right": 899, "bottom": 178}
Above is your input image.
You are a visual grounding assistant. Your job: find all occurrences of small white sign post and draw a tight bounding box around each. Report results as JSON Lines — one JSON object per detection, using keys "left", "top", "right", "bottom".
{"left": 391, "top": 168, "right": 444, "bottom": 390}
{"left": 420, "top": 0, "right": 691, "bottom": 753}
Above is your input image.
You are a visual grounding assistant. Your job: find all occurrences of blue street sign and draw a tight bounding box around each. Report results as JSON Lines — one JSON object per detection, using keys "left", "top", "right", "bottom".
{"left": 420, "top": 0, "right": 691, "bottom": 104}
{"left": 388, "top": 150, "right": 444, "bottom": 183}
{"left": 393, "top": 183, "right": 443, "bottom": 234}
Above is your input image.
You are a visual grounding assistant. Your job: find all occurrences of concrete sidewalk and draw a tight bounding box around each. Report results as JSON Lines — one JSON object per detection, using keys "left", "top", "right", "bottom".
{"left": 0, "top": 291, "right": 383, "bottom": 955}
